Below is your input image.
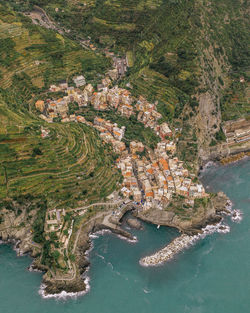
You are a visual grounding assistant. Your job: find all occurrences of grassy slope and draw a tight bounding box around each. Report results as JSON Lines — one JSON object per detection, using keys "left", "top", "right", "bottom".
{"left": 39, "top": 0, "right": 249, "bottom": 121}
{"left": 0, "top": 3, "right": 120, "bottom": 210}
{"left": 1, "top": 1, "right": 249, "bottom": 164}
{"left": 6, "top": 1, "right": 249, "bottom": 121}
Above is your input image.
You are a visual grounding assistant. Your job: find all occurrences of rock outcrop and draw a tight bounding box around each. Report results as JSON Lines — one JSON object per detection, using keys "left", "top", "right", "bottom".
{"left": 136, "top": 192, "right": 229, "bottom": 235}
{"left": 126, "top": 218, "right": 142, "bottom": 230}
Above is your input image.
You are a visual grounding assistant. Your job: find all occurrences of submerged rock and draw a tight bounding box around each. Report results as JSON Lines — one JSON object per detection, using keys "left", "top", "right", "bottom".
{"left": 127, "top": 218, "right": 142, "bottom": 230}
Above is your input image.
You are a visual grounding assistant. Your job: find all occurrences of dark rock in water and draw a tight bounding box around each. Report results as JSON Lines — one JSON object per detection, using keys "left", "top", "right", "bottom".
{"left": 127, "top": 218, "right": 142, "bottom": 230}
{"left": 78, "top": 258, "right": 90, "bottom": 274}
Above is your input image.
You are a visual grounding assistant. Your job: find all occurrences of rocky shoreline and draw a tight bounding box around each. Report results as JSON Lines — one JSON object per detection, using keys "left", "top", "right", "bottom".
{"left": 0, "top": 151, "right": 244, "bottom": 299}
{"left": 0, "top": 191, "right": 231, "bottom": 298}
{"left": 220, "top": 152, "right": 250, "bottom": 165}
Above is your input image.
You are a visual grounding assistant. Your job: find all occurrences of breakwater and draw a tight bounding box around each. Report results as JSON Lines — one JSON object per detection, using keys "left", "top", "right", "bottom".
{"left": 140, "top": 234, "right": 194, "bottom": 266}
{"left": 220, "top": 151, "right": 250, "bottom": 165}
{"left": 140, "top": 222, "right": 230, "bottom": 266}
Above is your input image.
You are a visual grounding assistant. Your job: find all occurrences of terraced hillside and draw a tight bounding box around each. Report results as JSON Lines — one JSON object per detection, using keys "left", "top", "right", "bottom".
{"left": 0, "top": 3, "right": 120, "bottom": 209}
{"left": 0, "top": 105, "right": 119, "bottom": 207}
{"left": 0, "top": 3, "right": 110, "bottom": 97}
{"left": 11, "top": 0, "right": 248, "bottom": 158}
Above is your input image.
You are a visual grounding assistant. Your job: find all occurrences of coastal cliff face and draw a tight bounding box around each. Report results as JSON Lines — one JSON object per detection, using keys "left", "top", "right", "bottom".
{"left": 0, "top": 204, "right": 41, "bottom": 257}
{"left": 136, "top": 192, "right": 229, "bottom": 235}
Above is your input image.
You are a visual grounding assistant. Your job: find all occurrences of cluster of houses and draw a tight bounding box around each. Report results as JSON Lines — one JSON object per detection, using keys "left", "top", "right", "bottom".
{"left": 104, "top": 50, "right": 128, "bottom": 77}
{"left": 35, "top": 73, "right": 134, "bottom": 122}
{"left": 93, "top": 117, "right": 126, "bottom": 153}
{"left": 119, "top": 155, "right": 142, "bottom": 202}
{"left": 223, "top": 118, "right": 250, "bottom": 146}
{"left": 136, "top": 96, "right": 162, "bottom": 128}
{"left": 35, "top": 72, "right": 173, "bottom": 142}
{"left": 117, "top": 140, "right": 207, "bottom": 210}
{"left": 35, "top": 76, "right": 94, "bottom": 122}
{"left": 35, "top": 64, "right": 209, "bottom": 213}
{"left": 135, "top": 96, "right": 173, "bottom": 139}
{"left": 91, "top": 85, "right": 134, "bottom": 118}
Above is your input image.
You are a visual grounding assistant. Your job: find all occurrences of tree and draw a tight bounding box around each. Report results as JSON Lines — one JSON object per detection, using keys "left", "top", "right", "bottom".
{"left": 32, "top": 147, "right": 42, "bottom": 156}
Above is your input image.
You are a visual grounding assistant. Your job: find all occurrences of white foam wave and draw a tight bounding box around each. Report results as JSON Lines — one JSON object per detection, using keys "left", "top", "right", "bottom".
{"left": 83, "top": 242, "right": 94, "bottom": 261}
{"left": 231, "top": 210, "right": 243, "bottom": 223}
{"left": 89, "top": 234, "right": 99, "bottom": 239}
{"left": 200, "top": 222, "right": 230, "bottom": 237}
{"left": 116, "top": 234, "right": 138, "bottom": 243}
{"left": 107, "top": 262, "right": 114, "bottom": 270}
{"left": 28, "top": 262, "right": 43, "bottom": 273}
{"left": 91, "top": 229, "right": 112, "bottom": 237}
{"left": 219, "top": 199, "right": 243, "bottom": 224}
{"left": 96, "top": 253, "right": 105, "bottom": 260}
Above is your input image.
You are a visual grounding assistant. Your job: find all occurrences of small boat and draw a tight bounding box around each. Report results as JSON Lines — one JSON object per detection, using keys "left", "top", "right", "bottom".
{"left": 157, "top": 225, "right": 160, "bottom": 229}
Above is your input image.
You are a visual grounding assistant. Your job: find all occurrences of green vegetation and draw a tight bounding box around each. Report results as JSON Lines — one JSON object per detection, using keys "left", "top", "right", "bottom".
{"left": 79, "top": 105, "right": 160, "bottom": 148}
{"left": 0, "top": 2, "right": 110, "bottom": 100}
{"left": 0, "top": 108, "right": 120, "bottom": 207}
{"left": 194, "top": 197, "right": 210, "bottom": 210}
{"left": 0, "top": 3, "right": 120, "bottom": 209}
{"left": 4, "top": 0, "right": 249, "bottom": 138}
{"left": 33, "top": 200, "right": 47, "bottom": 243}
{"left": 220, "top": 80, "right": 250, "bottom": 121}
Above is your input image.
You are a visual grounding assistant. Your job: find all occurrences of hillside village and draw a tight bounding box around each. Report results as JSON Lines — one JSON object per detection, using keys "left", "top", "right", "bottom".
{"left": 35, "top": 69, "right": 209, "bottom": 217}
{"left": 32, "top": 49, "right": 248, "bottom": 260}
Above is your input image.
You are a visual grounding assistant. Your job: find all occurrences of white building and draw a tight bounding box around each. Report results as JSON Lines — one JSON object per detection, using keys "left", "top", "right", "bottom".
{"left": 73, "top": 75, "right": 86, "bottom": 87}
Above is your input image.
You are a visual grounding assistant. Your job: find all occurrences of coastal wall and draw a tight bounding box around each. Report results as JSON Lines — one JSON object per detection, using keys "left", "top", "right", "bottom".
{"left": 201, "top": 140, "right": 250, "bottom": 166}
{"left": 220, "top": 151, "right": 250, "bottom": 165}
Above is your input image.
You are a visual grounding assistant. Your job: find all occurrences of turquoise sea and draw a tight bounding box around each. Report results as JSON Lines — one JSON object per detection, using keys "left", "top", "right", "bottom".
{"left": 0, "top": 158, "right": 249, "bottom": 313}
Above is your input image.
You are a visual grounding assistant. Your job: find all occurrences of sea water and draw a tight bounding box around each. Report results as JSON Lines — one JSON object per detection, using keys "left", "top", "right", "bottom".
{"left": 0, "top": 158, "right": 249, "bottom": 313}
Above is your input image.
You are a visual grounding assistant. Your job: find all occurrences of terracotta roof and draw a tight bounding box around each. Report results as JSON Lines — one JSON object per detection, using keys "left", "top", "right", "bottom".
{"left": 147, "top": 168, "right": 154, "bottom": 174}
{"left": 123, "top": 90, "right": 130, "bottom": 96}
{"left": 124, "top": 104, "right": 133, "bottom": 108}
{"left": 145, "top": 191, "right": 154, "bottom": 198}
{"left": 96, "top": 117, "right": 104, "bottom": 122}
{"left": 35, "top": 100, "right": 44, "bottom": 105}
{"left": 113, "top": 131, "right": 122, "bottom": 137}
{"left": 152, "top": 162, "right": 159, "bottom": 168}
{"left": 159, "top": 158, "right": 169, "bottom": 170}
{"left": 125, "top": 171, "right": 132, "bottom": 177}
